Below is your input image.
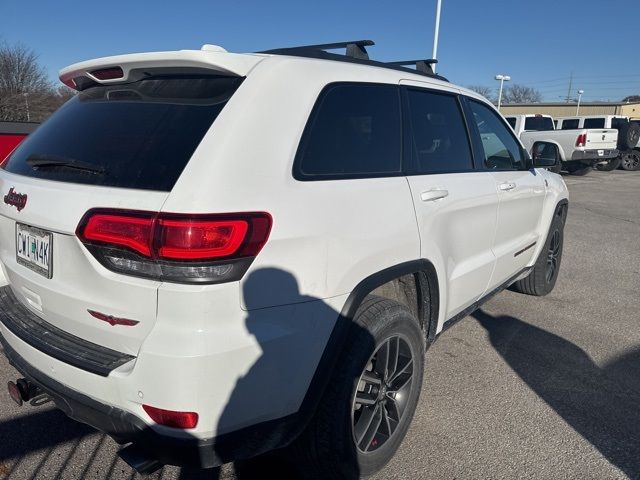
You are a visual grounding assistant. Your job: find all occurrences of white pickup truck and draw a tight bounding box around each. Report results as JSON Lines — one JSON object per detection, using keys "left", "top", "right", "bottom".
{"left": 505, "top": 114, "right": 618, "bottom": 175}
{"left": 556, "top": 115, "right": 640, "bottom": 171}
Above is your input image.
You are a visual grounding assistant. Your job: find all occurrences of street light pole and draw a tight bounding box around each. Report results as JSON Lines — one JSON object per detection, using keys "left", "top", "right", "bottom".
{"left": 432, "top": 0, "right": 442, "bottom": 73}
{"left": 576, "top": 89, "right": 584, "bottom": 115}
{"left": 495, "top": 74, "right": 511, "bottom": 110}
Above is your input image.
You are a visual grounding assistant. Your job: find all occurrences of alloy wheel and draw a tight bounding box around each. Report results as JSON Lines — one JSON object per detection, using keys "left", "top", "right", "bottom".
{"left": 352, "top": 335, "right": 414, "bottom": 453}
{"left": 546, "top": 230, "right": 561, "bottom": 283}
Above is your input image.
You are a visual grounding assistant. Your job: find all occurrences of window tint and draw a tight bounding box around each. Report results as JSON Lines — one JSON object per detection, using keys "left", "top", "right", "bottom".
{"left": 296, "top": 84, "right": 401, "bottom": 178}
{"left": 560, "top": 119, "right": 580, "bottom": 130}
{"left": 505, "top": 117, "right": 516, "bottom": 129}
{"left": 524, "top": 116, "right": 554, "bottom": 131}
{"left": 584, "top": 118, "right": 605, "bottom": 128}
{"left": 468, "top": 100, "right": 525, "bottom": 170}
{"left": 3, "top": 76, "right": 242, "bottom": 191}
{"left": 406, "top": 89, "right": 473, "bottom": 174}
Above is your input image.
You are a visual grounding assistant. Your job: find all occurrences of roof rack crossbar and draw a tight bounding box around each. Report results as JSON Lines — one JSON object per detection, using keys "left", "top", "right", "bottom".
{"left": 260, "top": 40, "right": 374, "bottom": 60}
{"left": 387, "top": 59, "right": 438, "bottom": 75}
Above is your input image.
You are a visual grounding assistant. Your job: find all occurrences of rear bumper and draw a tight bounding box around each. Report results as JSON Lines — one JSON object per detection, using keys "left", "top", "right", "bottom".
{"left": 0, "top": 333, "right": 302, "bottom": 468}
{"left": 570, "top": 149, "right": 618, "bottom": 164}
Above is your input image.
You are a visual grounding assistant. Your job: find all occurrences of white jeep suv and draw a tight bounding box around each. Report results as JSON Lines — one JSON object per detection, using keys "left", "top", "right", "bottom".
{"left": 0, "top": 40, "right": 568, "bottom": 478}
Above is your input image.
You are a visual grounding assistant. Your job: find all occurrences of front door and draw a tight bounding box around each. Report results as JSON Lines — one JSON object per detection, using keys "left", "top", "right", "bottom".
{"left": 465, "top": 99, "right": 546, "bottom": 288}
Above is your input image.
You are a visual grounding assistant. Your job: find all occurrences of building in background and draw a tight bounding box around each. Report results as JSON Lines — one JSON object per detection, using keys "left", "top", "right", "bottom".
{"left": 499, "top": 102, "right": 640, "bottom": 118}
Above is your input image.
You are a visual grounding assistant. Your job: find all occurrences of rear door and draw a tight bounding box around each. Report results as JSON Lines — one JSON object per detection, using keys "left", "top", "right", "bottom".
{"left": 0, "top": 74, "right": 242, "bottom": 355}
{"left": 464, "top": 98, "right": 546, "bottom": 289}
{"left": 402, "top": 85, "right": 498, "bottom": 319}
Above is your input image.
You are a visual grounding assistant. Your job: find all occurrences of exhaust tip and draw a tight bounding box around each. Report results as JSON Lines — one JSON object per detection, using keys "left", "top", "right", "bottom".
{"left": 118, "top": 444, "right": 163, "bottom": 475}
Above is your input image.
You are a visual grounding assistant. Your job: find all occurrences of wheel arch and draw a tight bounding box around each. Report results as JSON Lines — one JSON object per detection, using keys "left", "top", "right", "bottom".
{"left": 294, "top": 259, "right": 440, "bottom": 433}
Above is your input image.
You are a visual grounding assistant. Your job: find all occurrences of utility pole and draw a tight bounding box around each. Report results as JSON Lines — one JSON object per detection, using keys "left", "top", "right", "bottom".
{"left": 565, "top": 72, "right": 573, "bottom": 103}
{"left": 432, "top": 0, "right": 442, "bottom": 73}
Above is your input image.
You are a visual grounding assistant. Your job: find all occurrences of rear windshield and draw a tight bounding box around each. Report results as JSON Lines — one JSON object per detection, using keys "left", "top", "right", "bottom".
{"left": 584, "top": 118, "right": 605, "bottom": 129}
{"left": 560, "top": 119, "right": 580, "bottom": 130}
{"left": 2, "top": 75, "right": 242, "bottom": 191}
{"left": 524, "top": 116, "right": 554, "bottom": 131}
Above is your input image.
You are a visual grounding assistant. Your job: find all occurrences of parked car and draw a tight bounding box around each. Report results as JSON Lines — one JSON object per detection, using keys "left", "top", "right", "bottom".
{"left": 505, "top": 114, "right": 618, "bottom": 175}
{"left": 0, "top": 41, "right": 569, "bottom": 478}
{"left": 556, "top": 115, "right": 640, "bottom": 171}
{"left": 0, "top": 121, "right": 39, "bottom": 162}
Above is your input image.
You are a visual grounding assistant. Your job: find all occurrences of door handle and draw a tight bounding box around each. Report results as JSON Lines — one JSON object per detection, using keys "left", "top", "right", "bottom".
{"left": 499, "top": 182, "right": 517, "bottom": 191}
{"left": 421, "top": 189, "right": 449, "bottom": 202}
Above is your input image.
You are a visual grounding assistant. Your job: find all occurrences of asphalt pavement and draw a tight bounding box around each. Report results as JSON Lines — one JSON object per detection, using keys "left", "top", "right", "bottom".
{"left": 0, "top": 169, "right": 639, "bottom": 480}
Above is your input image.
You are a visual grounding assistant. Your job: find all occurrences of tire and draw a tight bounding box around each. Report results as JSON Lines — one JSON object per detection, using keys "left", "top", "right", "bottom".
{"left": 512, "top": 212, "right": 564, "bottom": 296}
{"left": 566, "top": 164, "right": 592, "bottom": 176}
{"left": 620, "top": 149, "right": 640, "bottom": 171}
{"left": 616, "top": 122, "right": 640, "bottom": 150}
{"left": 291, "top": 296, "right": 425, "bottom": 479}
{"left": 595, "top": 156, "right": 622, "bottom": 171}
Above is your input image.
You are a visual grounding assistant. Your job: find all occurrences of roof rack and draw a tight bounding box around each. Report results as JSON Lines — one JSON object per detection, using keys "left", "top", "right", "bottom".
{"left": 258, "top": 40, "right": 448, "bottom": 82}
{"left": 387, "top": 59, "right": 438, "bottom": 75}
{"left": 260, "top": 40, "right": 374, "bottom": 60}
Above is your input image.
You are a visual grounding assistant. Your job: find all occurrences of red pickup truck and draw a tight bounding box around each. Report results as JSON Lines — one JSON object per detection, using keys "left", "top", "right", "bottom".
{"left": 0, "top": 122, "right": 39, "bottom": 162}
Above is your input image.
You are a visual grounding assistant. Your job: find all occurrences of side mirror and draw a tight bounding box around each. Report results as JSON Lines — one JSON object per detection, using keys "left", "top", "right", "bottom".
{"left": 531, "top": 141, "right": 560, "bottom": 168}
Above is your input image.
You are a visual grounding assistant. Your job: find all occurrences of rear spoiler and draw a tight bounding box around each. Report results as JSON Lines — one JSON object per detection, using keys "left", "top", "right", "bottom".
{"left": 59, "top": 49, "right": 263, "bottom": 90}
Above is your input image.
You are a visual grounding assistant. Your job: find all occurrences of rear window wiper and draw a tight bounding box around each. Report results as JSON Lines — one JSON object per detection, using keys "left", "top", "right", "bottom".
{"left": 26, "top": 155, "right": 106, "bottom": 175}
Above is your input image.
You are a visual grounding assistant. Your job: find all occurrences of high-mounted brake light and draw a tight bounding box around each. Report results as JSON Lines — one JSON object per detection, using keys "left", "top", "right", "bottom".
{"left": 76, "top": 210, "right": 272, "bottom": 284}
{"left": 575, "top": 133, "right": 587, "bottom": 147}
{"left": 143, "top": 405, "right": 199, "bottom": 429}
{"left": 90, "top": 67, "right": 124, "bottom": 80}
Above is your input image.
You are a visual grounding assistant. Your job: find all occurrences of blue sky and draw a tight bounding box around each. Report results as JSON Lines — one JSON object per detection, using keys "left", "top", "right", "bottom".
{"left": 2, "top": 0, "right": 639, "bottom": 102}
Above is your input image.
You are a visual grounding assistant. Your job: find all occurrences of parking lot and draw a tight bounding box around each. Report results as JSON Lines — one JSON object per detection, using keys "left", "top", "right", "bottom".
{"left": 0, "top": 169, "right": 638, "bottom": 480}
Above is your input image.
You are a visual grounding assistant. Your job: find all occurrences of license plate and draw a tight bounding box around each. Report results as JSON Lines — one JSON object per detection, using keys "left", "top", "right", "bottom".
{"left": 598, "top": 149, "right": 604, "bottom": 156}
{"left": 16, "top": 223, "right": 53, "bottom": 279}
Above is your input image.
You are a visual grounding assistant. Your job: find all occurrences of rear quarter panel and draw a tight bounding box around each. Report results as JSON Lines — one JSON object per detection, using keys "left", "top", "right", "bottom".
{"left": 162, "top": 57, "right": 421, "bottom": 311}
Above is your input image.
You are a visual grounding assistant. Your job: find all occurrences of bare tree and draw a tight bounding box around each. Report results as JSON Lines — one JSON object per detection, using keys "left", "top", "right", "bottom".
{"left": 0, "top": 42, "right": 71, "bottom": 122}
{"left": 467, "top": 85, "right": 495, "bottom": 102}
{"left": 622, "top": 95, "right": 640, "bottom": 103}
{"left": 501, "top": 84, "right": 542, "bottom": 104}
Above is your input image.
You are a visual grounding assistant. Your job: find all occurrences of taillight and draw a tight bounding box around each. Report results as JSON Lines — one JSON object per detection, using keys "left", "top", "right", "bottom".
{"left": 83, "top": 214, "right": 154, "bottom": 257}
{"left": 76, "top": 209, "right": 272, "bottom": 284}
{"left": 576, "top": 133, "right": 587, "bottom": 147}
{"left": 157, "top": 218, "right": 248, "bottom": 260}
{"left": 142, "top": 405, "right": 199, "bottom": 429}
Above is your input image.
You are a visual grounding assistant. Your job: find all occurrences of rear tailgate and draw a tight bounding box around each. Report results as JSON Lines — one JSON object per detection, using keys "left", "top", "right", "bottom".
{"left": 0, "top": 55, "right": 251, "bottom": 357}
{"left": 585, "top": 129, "right": 618, "bottom": 150}
{"left": 0, "top": 174, "right": 166, "bottom": 356}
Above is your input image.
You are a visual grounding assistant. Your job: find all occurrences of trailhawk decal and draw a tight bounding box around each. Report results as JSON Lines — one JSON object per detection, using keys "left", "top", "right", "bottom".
{"left": 3, "top": 187, "right": 27, "bottom": 212}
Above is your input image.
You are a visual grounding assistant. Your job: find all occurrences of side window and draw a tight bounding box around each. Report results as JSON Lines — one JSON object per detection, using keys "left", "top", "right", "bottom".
{"left": 505, "top": 117, "right": 517, "bottom": 129}
{"left": 561, "top": 119, "right": 580, "bottom": 129}
{"left": 611, "top": 117, "right": 627, "bottom": 130}
{"left": 468, "top": 100, "right": 525, "bottom": 170}
{"left": 295, "top": 84, "right": 401, "bottom": 179}
{"left": 584, "top": 118, "right": 605, "bottom": 128}
{"left": 405, "top": 89, "right": 473, "bottom": 174}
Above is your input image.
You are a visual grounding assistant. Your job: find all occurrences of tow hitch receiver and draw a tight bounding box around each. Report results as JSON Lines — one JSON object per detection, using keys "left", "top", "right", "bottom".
{"left": 7, "top": 378, "right": 48, "bottom": 406}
